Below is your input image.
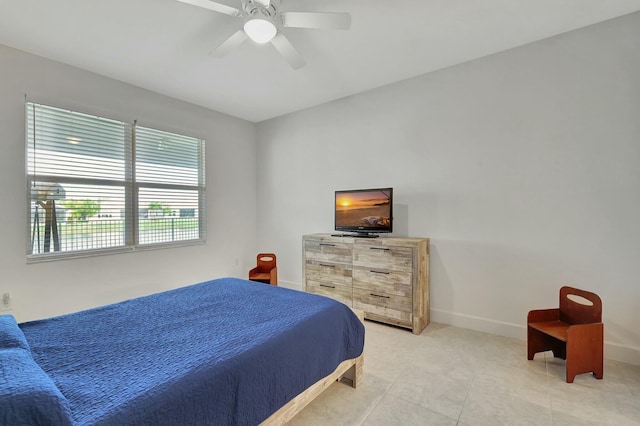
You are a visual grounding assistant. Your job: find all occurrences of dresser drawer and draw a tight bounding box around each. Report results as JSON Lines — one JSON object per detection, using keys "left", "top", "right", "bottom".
{"left": 352, "top": 287, "right": 412, "bottom": 323}
{"left": 352, "top": 268, "right": 412, "bottom": 297}
{"left": 304, "top": 240, "right": 352, "bottom": 264}
{"left": 353, "top": 245, "right": 413, "bottom": 272}
{"left": 305, "top": 260, "right": 352, "bottom": 287}
{"left": 306, "top": 279, "right": 352, "bottom": 306}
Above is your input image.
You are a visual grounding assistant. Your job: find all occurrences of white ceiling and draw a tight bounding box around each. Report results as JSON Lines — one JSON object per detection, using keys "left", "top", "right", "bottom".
{"left": 1, "top": 0, "right": 640, "bottom": 122}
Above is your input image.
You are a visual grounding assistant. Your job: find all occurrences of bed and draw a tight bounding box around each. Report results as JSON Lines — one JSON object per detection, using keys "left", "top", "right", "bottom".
{"left": 0, "top": 277, "right": 365, "bottom": 425}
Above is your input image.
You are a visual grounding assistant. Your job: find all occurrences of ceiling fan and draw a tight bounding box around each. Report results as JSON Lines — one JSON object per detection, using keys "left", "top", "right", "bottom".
{"left": 176, "top": 0, "right": 351, "bottom": 69}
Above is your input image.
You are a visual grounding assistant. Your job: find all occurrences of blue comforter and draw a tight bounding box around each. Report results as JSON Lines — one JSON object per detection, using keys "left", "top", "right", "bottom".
{"left": 4, "top": 278, "right": 364, "bottom": 425}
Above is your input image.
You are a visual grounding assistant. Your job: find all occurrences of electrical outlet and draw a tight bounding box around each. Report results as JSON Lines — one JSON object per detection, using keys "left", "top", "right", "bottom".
{"left": 1, "top": 292, "right": 11, "bottom": 311}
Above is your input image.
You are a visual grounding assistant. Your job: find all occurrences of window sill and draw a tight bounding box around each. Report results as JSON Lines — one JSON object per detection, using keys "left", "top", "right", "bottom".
{"left": 26, "top": 239, "right": 206, "bottom": 264}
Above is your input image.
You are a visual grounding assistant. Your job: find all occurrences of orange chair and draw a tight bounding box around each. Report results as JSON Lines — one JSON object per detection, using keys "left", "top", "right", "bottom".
{"left": 248, "top": 253, "right": 277, "bottom": 286}
{"left": 527, "top": 286, "right": 603, "bottom": 383}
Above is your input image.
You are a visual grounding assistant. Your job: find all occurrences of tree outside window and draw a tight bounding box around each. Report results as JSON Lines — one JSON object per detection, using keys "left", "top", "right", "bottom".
{"left": 63, "top": 199, "right": 101, "bottom": 221}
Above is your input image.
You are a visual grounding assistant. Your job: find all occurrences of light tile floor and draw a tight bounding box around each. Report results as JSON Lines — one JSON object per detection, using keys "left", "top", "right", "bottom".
{"left": 288, "top": 321, "right": 640, "bottom": 426}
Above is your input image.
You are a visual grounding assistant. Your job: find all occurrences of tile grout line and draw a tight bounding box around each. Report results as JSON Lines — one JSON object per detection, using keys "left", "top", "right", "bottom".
{"left": 545, "top": 352, "right": 554, "bottom": 426}
{"left": 455, "top": 369, "right": 476, "bottom": 426}
{"left": 357, "top": 364, "right": 399, "bottom": 425}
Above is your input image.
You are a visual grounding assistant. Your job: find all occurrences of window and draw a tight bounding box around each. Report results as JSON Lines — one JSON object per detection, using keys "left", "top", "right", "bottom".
{"left": 26, "top": 102, "right": 205, "bottom": 260}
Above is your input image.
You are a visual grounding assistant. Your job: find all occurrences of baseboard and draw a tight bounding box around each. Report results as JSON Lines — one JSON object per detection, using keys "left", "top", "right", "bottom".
{"left": 430, "top": 308, "right": 526, "bottom": 340}
{"left": 605, "top": 342, "right": 640, "bottom": 366}
{"left": 278, "top": 280, "right": 303, "bottom": 292}
{"left": 430, "top": 308, "right": 640, "bottom": 366}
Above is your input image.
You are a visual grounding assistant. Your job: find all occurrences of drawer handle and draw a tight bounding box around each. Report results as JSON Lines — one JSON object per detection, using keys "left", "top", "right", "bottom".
{"left": 370, "top": 293, "right": 390, "bottom": 299}
{"left": 370, "top": 270, "right": 390, "bottom": 275}
{"left": 320, "top": 243, "right": 336, "bottom": 247}
{"left": 320, "top": 284, "right": 336, "bottom": 289}
{"left": 319, "top": 263, "right": 336, "bottom": 268}
{"left": 369, "top": 247, "right": 390, "bottom": 251}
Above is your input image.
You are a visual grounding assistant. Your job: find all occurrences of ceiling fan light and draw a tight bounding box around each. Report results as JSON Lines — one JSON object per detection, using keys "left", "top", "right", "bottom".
{"left": 244, "top": 18, "right": 277, "bottom": 44}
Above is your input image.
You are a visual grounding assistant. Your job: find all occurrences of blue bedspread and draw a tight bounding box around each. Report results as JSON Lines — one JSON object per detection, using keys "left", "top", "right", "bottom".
{"left": 15, "top": 278, "right": 365, "bottom": 425}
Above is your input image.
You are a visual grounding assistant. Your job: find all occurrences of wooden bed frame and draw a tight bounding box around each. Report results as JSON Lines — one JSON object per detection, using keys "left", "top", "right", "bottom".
{"left": 261, "top": 310, "right": 365, "bottom": 425}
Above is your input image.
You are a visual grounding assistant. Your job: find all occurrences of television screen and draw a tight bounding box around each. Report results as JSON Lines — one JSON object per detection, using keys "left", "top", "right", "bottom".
{"left": 335, "top": 188, "right": 393, "bottom": 235}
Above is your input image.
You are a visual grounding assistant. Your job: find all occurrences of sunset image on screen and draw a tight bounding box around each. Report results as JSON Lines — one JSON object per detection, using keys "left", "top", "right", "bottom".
{"left": 335, "top": 190, "right": 391, "bottom": 228}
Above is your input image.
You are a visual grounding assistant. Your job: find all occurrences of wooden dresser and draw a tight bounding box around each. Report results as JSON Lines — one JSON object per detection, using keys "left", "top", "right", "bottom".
{"left": 303, "top": 234, "right": 429, "bottom": 334}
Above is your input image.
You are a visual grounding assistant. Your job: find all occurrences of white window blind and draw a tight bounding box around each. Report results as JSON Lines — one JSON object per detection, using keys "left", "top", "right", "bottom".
{"left": 26, "top": 102, "right": 205, "bottom": 260}
{"left": 135, "top": 125, "right": 205, "bottom": 246}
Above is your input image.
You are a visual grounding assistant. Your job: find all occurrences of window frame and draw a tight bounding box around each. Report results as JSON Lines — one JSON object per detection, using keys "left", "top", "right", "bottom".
{"left": 25, "top": 102, "right": 206, "bottom": 263}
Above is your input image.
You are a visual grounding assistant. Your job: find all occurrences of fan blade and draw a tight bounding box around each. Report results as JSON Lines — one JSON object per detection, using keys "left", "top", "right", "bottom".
{"left": 270, "top": 33, "right": 306, "bottom": 69}
{"left": 210, "top": 30, "right": 248, "bottom": 57}
{"left": 176, "top": 0, "right": 241, "bottom": 17}
{"left": 281, "top": 12, "right": 351, "bottom": 30}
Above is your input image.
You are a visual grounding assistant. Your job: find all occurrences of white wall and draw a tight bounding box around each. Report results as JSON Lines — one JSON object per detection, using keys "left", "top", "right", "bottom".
{"left": 0, "top": 45, "right": 258, "bottom": 322}
{"left": 256, "top": 12, "right": 640, "bottom": 364}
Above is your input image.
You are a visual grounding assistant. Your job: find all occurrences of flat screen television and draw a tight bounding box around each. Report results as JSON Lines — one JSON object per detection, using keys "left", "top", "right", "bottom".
{"left": 334, "top": 188, "right": 393, "bottom": 237}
